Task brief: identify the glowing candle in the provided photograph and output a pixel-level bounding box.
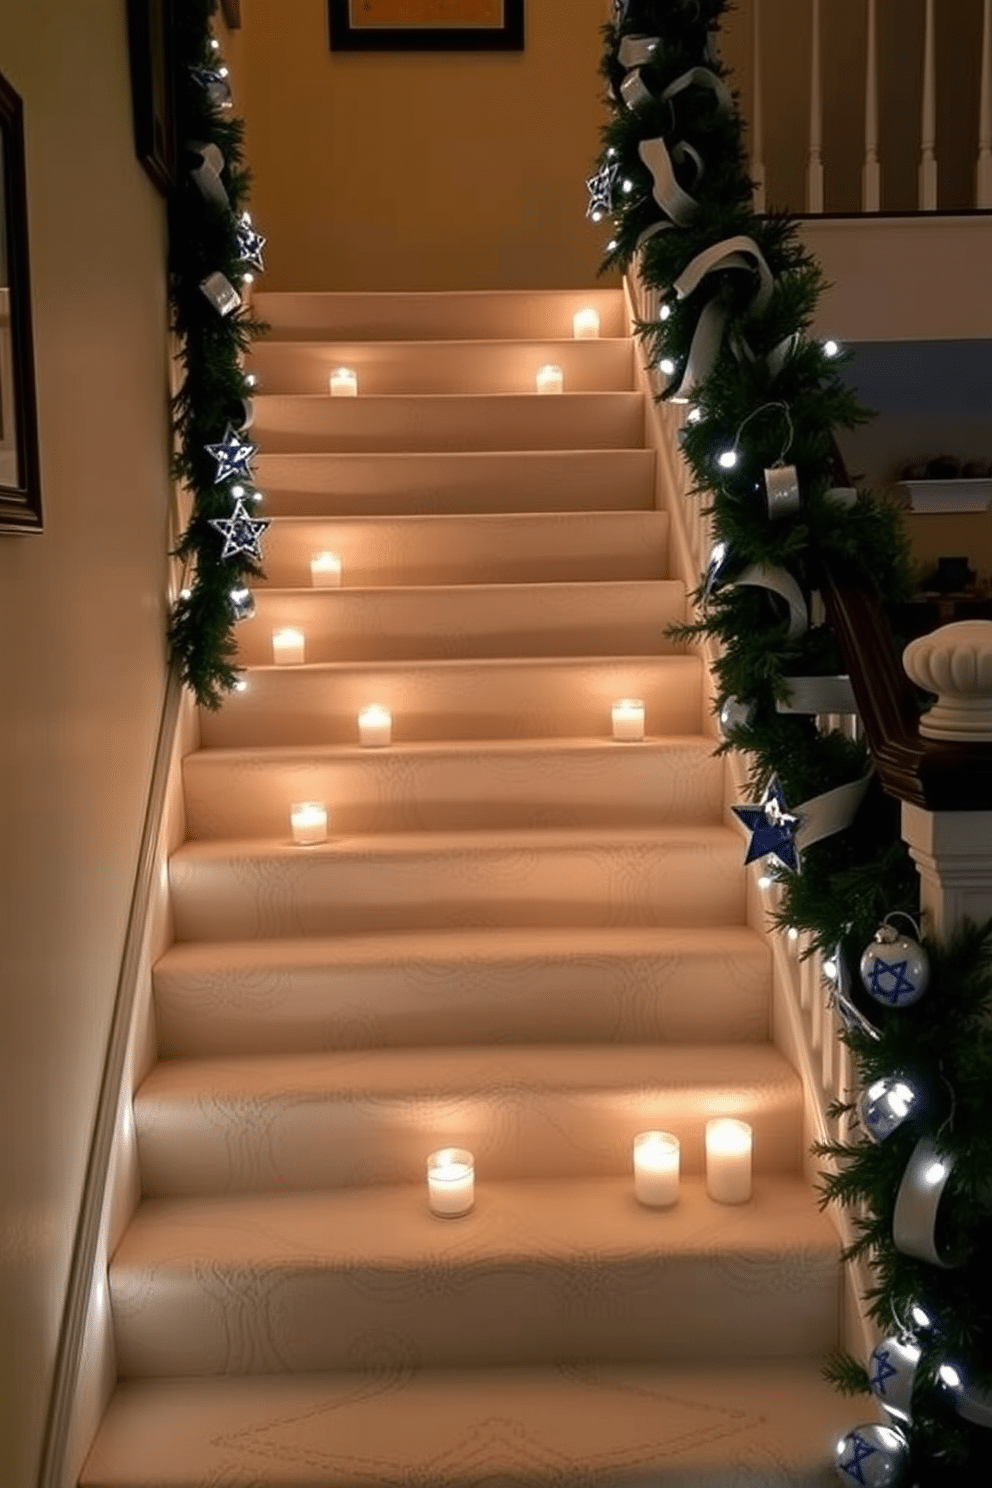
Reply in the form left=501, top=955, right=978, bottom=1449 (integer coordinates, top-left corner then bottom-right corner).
left=290, top=801, right=327, bottom=846
left=705, top=1119, right=753, bottom=1204
left=536, top=364, right=564, bottom=395
left=358, top=705, right=392, bottom=747
left=272, top=628, right=306, bottom=665
left=633, top=1131, right=680, bottom=1208
left=329, top=367, right=358, bottom=397
left=573, top=307, right=601, bottom=339
left=612, top=698, right=645, bottom=741
left=310, top=551, right=342, bottom=588
left=427, top=1148, right=474, bottom=1217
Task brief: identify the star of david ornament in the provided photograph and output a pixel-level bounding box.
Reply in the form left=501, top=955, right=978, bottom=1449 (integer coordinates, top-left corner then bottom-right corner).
left=235, top=214, right=266, bottom=272
left=190, top=64, right=233, bottom=109
left=205, top=425, right=257, bottom=485
left=732, top=776, right=802, bottom=873
left=868, top=1335, right=921, bottom=1422
left=860, top=922, right=930, bottom=1009
left=586, top=160, right=620, bottom=223
left=834, top=1423, right=911, bottom=1486
left=209, top=496, right=269, bottom=562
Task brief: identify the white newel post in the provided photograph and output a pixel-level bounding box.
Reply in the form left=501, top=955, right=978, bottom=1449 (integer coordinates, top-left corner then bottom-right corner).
left=901, top=622, right=992, bottom=937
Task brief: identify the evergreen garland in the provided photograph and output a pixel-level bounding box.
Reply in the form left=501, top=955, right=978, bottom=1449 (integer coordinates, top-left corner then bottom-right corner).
left=168, top=0, right=265, bottom=708
left=592, top=1, right=992, bottom=1479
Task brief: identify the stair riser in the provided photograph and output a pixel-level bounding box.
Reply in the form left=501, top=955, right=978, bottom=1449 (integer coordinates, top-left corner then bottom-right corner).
left=135, top=1078, right=802, bottom=1197
left=169, top=835, right=747, bottom=942
left=253, top=449, right=656, bottom=516
left=233, top=582, right=685, bottom=665
left=252, top=393, right=645, bottom=455
left=110, top=1242, right=839, bottom=1376
left=248, top=339, right=635, bottom=396
left=198, top=656, right=704, bottom=748
left=257, top=511, right=669, bottom=588
left=153, top=937, right=771, bottom=1058
left=182, top=741, right=724, bottom=838
left=253, top=288, right=628, bottom=342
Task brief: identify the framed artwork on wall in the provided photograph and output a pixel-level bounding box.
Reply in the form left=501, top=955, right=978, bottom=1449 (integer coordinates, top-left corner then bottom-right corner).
left=329, top=0, right=524, bottom=51
left=126, top=0, right=177, bottom=194
left=0, top=69, right=42, bottom=533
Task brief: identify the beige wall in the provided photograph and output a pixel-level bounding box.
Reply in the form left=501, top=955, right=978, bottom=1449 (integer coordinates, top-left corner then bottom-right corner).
left=0, top=3, right=173, bottom=1484
left=237, top=0, right=619, bottom=291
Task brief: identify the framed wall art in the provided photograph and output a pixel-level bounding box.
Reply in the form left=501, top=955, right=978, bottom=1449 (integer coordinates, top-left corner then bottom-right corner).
left=126, top=0, right=177, bottom=194
left=0, top=69, right=42, bottom=533
left=329, top=0, right=524, bottom=51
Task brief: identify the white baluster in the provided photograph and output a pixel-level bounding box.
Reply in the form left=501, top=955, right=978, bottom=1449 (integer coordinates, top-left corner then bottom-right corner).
left=807, top=0, right=825, bottom=212
left=978, top=0, right=992, bottom=206
left=863, top=0, right=881, bottom=210
left=919, top=0, right=938, bottom=210
left=751, top=0, right=767, bottom=212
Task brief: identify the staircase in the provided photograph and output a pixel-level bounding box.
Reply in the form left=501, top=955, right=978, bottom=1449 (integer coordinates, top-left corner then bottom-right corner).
left=82, top=289, right=854, bottom=1486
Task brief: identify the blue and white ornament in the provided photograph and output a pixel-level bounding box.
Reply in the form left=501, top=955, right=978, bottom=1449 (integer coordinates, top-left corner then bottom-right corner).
left=209, top=496, right=269, bottom=562
left=206, top=425, right=258, bottom=485
left=586, top=160, right=620, bottom=223
left=718, top=695, right=755, bottom=738
left=731, top=776, right=801, bottom=873
left=834, top=1423, right=911, bottom=1486
left=858, top=1077, right=918, bottom=1143
left=868, top=1335, right=922, bottom=1422
left=860, top=918, right=930, bottom=1010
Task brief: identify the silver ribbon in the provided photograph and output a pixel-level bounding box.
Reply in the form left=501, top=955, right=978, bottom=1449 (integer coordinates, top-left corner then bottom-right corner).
left=638, top=136, right=700, bottom=225
left=661, top=65, right=735, bottom=117
left=199, top=271, right=241, bottom=318
left=190, top=142, right=229, bottom=209
left=767, top=332, right=799, bottom=382
left=621, top=69, right=654, bottom=110
left=668, top=298, right=725, bottom=400
left=794, top=771, right=872, bottom=854
left=731, top=563, right=808, bottom=640
left=617, top=35, right=659, bottom=69
left=893, top=1136, right=957, bottom=1269
left=957, top=1385, right=992, bottom=1429
left=765, top=463, right=801, bottom=521
left=826, top=486, right=859, bottom=508
left=777, top=675, right=858, bottom=715
left=674, top=236, right=775, bottom=316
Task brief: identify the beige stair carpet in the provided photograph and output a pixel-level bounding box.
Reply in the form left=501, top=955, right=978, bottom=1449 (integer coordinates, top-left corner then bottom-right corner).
left=82, top=288, right=850, bottom=1487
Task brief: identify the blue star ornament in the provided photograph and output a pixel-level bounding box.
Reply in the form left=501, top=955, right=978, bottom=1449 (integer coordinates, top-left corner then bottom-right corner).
left=206, top=425, right=257, bottom=485
left=866, top=958, right=916, bottom=1006
left=732, top=777, right=802, bottom=873
left=838, top=1431, right=876, bottom=1485
left=586, top=160, right=620, bottom=222
left=869, top=1348, right=899, bottom=1399
left=209, top=496, right=269, bottom=562
left=235, top=214, right=266, bottom=272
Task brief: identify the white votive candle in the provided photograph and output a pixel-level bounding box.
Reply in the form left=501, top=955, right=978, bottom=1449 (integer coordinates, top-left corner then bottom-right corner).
left=612, top=698, right=645, bottom=741
left=536, top=364, right=564, bottom=395
left=705, top=1119, right=753, bottom=1204
left=272, top=628, right=306, bottom=665
left=633, top=1131, right=680, bottom=1208
left=573, top=307, right=601, bottom=339
left=358, top=705, right=392, bottom=747
left=310, top=551, right=342, bottom=588
left=290, top=801, right=327, bottom=846
left=427, top=1148, right=474, bottom=1217
left=329, top=367, right=358, bottom=397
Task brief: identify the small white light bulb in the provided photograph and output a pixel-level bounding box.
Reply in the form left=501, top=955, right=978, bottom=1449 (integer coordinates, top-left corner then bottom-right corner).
left=912, top=1304, right=933, bottom=1330
left=758, top=875, right=773, bottom=890
left=659, top=302, right=672, bottom=322
left=659, top=358, right=676, bottom=377
left=787, top=927, right=800, bottom=942
left=179, top=587, right=192, bottom=601
left=823, top=339, right=840, bottom=358
left=591, top=210, right=604, bottom=222
left=233, top=678, right=248, bottom=693
left=924, top=1160, right=948, bottom=1186
left=607, top=239, right=618, bottom=251
left=823, top=958, right=838, bottom=981
left=210, top=37, right=220, bottom=51
left=242, top=271, right=255, bottom=286
left=232, top=483, right=245, bottom=498
left=245, top=373, right=257, bottom=388
left=718, top=449, right=738, bottom=470
left=940, top=1364, right=963, bottom=1390
left=218, top=65, right=229, bottom=77
left=607, top=147, right=617, bottom=158
left=622, top=178, right=634, bottom=193
left=687, top=406, right=703, bottom=424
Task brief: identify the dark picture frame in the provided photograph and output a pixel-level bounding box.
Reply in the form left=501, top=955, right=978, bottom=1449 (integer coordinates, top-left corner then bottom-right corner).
left=329, top=0, right=524, bottom=51
left=0, top=69, right=43, bottom=534
left=126, top=0, right=177, bottom=194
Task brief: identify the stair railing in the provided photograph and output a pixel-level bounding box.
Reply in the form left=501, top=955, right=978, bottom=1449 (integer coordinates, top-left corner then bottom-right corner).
left=730, top=0, right=992, bottom=215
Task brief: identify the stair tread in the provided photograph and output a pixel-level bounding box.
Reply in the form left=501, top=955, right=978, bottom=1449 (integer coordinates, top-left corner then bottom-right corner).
left=113, top=1175, right=837, bottom=1271
left=184, top=734, right=716, bottom=766
left=155, top=922, right=769, bottom=973
left=82, top=1358, right=853, bottom=1488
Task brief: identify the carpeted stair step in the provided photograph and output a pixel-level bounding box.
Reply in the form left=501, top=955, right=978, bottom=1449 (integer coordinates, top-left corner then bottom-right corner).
left=253, top=287, right=628, bottom=342
left=197, top=655, right=703, bottom=748
left=108, top=1176, right=841, bottom=1377
left=253, top=449, right=656, bottom=517
left=182, top=737, right=724, bottom=839
left=257, top=509, right=669, bottom=587
left=251, top=392, right=645, bottom=455
left=152, top=925, right=772, bottom=1058
left=168, top=826, right=748, bottom=942
left=248, top=337, right=634, bottom=396
left=134, top=1042, right=802, bottom=1198
left=234, top=580, right=686, bottom=665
